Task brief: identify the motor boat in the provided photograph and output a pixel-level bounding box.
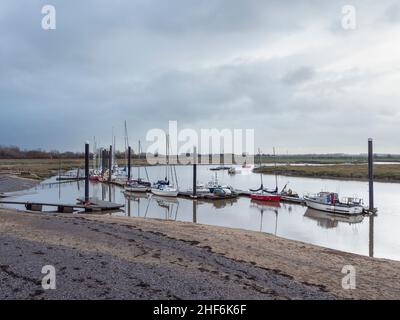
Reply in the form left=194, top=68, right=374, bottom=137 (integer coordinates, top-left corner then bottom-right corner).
left=304, top=192, right=364, bottom=215
left=212, top=186, right=233, bottom=197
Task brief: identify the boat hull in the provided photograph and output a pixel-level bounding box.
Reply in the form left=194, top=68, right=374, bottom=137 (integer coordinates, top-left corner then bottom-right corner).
left=304, top=198, right=363, bottom=215
left=125, top=186, right=149, bottom=193
left=250, top=194, right=281, bottom=202
left=281, top=195, right=304, bottom=204
left=151, top=189, right=179, bottom=197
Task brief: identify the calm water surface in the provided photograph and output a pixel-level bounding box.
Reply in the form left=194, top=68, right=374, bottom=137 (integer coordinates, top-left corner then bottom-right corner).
left=3, top=165, right=400, bottom=261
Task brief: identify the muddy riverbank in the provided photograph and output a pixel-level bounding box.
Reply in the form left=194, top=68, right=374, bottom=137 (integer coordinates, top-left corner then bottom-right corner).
left=1, top=208, right=399, bottom=300
left=0, top=175, right=39, bottom=194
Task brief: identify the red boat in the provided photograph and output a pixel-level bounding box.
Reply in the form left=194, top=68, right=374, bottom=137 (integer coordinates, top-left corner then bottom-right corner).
left=250, top=192, right=281, bottom=202
left=89, top=175, right=100, bottom=182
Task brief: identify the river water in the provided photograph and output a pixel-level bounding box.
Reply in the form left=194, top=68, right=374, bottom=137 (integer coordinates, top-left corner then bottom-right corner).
left=3, top=165, right=400, bottom=261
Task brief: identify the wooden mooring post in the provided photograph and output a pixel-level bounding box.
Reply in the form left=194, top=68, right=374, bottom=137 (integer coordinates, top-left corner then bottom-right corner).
left=109, top=145, right=112, bottom=182
left=128, top=146, right=131, bottom=181
left=192, top=146, right=197, bottom=198
left=85, top=142, right=90, bottom=203
left=368, top=138, right=374, bottom=212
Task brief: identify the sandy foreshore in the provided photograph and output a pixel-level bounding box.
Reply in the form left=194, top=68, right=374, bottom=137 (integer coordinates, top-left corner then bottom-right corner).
left=1, top=208, right=399, bottom=300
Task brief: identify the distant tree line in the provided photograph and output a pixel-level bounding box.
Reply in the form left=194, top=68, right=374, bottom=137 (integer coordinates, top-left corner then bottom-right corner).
left=0, top=146, right=140, bottom=159
left=1, top=145, right=399, bottom=161
left=0, top=146, right=85, bottom=159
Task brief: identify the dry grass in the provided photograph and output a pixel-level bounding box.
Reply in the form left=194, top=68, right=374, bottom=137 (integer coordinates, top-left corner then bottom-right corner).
left=3, top=158, right=400, bottom=182
left=0, top=158, right=150, bottom=180
left=0, top=159, right=84, bottom=179
left=254, top=164, right=400, bottom=182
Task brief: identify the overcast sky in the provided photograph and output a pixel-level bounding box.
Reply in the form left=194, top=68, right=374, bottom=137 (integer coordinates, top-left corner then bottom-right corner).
left=1, top=0, right=400, bottom=154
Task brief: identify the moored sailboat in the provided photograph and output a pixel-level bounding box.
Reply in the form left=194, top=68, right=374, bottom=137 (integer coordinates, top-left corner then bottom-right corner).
left=151, top=134, right=179, bottom=197
left=250, top=148, right=281, bottom=202
left=125, top=140, right=151, bottom=193
left=250, top=191, right=281, bottom=202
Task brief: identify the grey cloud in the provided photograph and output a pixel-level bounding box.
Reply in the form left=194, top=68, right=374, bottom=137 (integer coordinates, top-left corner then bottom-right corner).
left=384, top=3, right=400, bottom=23
left=0, top=0, right=399, bottom=153
left=282, top=66, right=315, bottom=85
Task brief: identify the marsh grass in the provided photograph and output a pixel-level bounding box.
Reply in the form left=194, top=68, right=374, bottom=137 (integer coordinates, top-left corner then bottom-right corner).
left=254, top=164, right=400, bottom=182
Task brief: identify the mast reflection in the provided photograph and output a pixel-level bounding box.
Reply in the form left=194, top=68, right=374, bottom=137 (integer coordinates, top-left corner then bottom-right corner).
left=250, top=200, right=281, bottom=234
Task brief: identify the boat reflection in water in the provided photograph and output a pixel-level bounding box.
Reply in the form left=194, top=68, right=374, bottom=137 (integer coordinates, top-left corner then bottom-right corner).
left=123, top=191, right=150, bottom=217
left=250, top=200, right=281, bottom=234
left=205, top=198, right=238, bottom=209
left=153, top=195, right=179, bottom=221
left=304, top=208, right=364, bottom=229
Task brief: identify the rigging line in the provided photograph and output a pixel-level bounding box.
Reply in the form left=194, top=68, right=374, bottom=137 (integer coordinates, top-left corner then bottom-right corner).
left=173, top=165, right=179, bottom=190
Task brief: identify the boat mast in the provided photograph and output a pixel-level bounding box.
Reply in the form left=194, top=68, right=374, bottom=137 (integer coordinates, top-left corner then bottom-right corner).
left=138, top=140, right=141, bottom=180
left=113, top=135, right=116, bottom=170
left=124, top=121, right=129, bottom=170
left=111, top=126, right=115, bottom=171
left=165, top=134, right=169, bottom=182
left=258, top=148, right=263, bottom=189
left=142, top=140, right=150, bottom=183
left=93, top=136, right=97, bottom=171
left=273, top=147, right=278, bottom=191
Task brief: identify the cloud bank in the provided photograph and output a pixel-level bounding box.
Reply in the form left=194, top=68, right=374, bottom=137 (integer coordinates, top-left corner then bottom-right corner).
left=0, top=0, right=399, bottom=154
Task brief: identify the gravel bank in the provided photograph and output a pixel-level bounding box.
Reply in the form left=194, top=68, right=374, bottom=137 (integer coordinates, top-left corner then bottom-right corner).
left=1, top=208, right=400, bottom=300
left=0, top=209, right=337, bottom=300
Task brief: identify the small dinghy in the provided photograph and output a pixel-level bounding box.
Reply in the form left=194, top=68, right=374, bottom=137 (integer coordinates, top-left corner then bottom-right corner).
left=279, top=183, right=304, bottom=204
left=304, top=192, right=364, bottom=215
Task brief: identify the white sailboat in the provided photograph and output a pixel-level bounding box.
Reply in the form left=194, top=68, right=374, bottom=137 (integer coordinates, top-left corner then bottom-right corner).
left=151, top=134, right=179, bottom=197
left=151, top=185, right=179, bottom=197
left=125, top=140, right=151, bottom=193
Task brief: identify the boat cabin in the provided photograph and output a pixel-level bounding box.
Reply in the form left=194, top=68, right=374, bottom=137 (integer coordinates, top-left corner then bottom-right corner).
left=315, top=192, right=339, bottom=205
